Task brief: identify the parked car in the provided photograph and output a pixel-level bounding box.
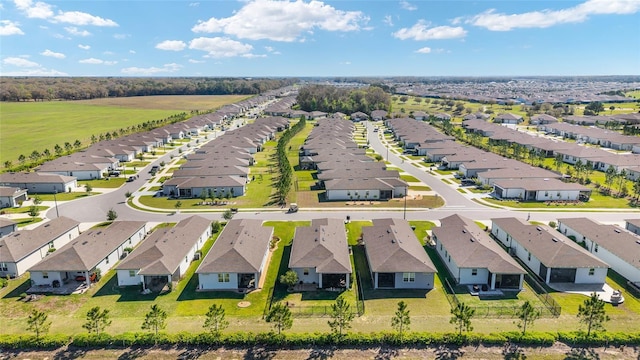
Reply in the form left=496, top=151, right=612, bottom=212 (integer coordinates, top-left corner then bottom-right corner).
left=126, top=176, right=136, bottom=182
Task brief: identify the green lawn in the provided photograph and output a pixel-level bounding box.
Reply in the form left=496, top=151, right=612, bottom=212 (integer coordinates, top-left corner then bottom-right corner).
left=78, top=178, right=126, bottom=188
left=409, top=185, right=432, bottom=191
left=483, top=191, right=632, bottom=209
left=15, top=217, right=43, bottom=227
left=400, top=174, right=420, bottom=182
left=32, top=192, right=98, bottom=201
left=0, top=205, right=48, bottom=214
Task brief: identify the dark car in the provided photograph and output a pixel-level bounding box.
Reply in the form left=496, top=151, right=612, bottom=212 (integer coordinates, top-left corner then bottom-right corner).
left=127, top=176, right=136, bottom=182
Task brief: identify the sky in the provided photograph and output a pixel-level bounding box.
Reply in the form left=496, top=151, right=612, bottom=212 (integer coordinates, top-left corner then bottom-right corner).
left=0, top=0, right=639, bottom=77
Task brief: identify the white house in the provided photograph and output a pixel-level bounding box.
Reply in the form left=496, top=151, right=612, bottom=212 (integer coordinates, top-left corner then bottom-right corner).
left=117, top=216, right=211, bottom=291
left=491, top=217, right=608, bottom=285
left=0, top=217, right=80, bottom=278
left=0, top=186, right=28, bottom=208
left=0, top=172, right=77, bottom=194
left=493, top=178, right=591, bottom=202
left=558, top=218, right=640, bottom=284
left=432, top=214, right=526, bottom=291
left=29, top=221, right=147, bottom=289
left=289, top=218, right=352, bottom=289
left=196, top=219, right=273, bottom=291
left=363, top=218, right=436, bottom=290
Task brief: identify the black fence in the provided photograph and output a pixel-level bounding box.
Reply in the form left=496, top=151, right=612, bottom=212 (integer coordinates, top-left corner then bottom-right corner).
left=524, top=274, right=562, bottom=317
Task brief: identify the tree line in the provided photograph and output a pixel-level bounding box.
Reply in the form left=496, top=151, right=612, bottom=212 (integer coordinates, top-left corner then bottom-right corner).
left=0, top=77, right=297, bottom=102
left=296, top=85, right=391, bottom=114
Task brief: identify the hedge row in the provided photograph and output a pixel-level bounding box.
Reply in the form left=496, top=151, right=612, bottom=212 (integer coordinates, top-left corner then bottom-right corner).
left=2, top=331, right=639, bottom=350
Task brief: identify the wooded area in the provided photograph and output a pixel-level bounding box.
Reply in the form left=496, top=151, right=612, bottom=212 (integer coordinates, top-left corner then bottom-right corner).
left=296, top=85, right=391, bottom=114
left=0, top=77, right=297, bottom=102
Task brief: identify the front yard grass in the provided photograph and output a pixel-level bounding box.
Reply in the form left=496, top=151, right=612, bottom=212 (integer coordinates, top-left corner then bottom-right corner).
left=32, top=192, right=98, bottom=201
left=78, top=178, right=126, bottom=188
left=483, top=192, right=632, bottom=209
left=400, top=174, right=420, bottom=182
left=1, top=205, right=48, bottom=214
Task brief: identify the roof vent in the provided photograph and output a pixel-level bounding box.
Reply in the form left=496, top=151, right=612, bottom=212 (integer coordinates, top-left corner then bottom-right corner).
left=470, top=238, right=474, bottom=242
left=391, top=239, right=395, bottom=243
left=536, top=226, right=542, bottom=231
left=44, top=224, right=50, bottom=227
left=614, top=229, right=621, bottom=233
left=552, top=238, right=559, bottom=242
left=462, top=229, right=467, bottom=234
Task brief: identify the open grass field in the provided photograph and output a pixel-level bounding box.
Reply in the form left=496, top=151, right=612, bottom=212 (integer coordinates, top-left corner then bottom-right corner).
left=0, top=95, right=249, bottom=166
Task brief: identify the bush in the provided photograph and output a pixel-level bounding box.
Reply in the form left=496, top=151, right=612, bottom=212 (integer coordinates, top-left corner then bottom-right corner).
left=0, top=278, right=7, bottom=288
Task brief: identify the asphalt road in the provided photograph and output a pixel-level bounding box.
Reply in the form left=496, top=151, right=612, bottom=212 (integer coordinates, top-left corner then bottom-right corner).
left=46, top=120, right=640, bottom=225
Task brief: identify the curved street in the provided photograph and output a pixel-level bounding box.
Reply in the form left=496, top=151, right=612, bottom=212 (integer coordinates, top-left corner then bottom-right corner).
left=45, top=120, right=639, bottom=226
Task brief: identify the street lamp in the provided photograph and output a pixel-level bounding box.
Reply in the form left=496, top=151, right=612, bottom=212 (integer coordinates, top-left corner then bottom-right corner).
left=403, top=185, right=408, bottom=220
left=53, top=190, right=60, bottom=218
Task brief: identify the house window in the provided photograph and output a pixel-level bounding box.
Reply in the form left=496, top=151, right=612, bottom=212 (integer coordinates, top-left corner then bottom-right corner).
left=185, top=256, right=188, bottom=263
left=42, top=272, right=49, bottom=279
left=129, top=270, right=136, bottom=277
left=218, top=273, right=230, bottom=283
left=528, top=252, right=531, bottom=261
left=0, top=262, right=7, bottom=271
left=105, top=256, right=109, bottom=264
left=589, top=268, right=595, bottom=276
left=303, top=268, right=309, bottom=276
left=403, top=273, right=415, bottom=282
left=594, top=244, right=598, bottom=253
left=439, top=243, right=443, bottom=250
left=49, top=242, right=54, bottom=249
left=471, top=269, right=478, bottom=276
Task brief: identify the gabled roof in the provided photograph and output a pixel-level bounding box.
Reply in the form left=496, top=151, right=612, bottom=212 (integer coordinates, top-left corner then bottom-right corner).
left=196, top=219, right=273, bottom=274
left=117, top=216, right=210, bottom=275
left=289, top=218, right=352, bottom=274
left=433, top=215, right=525, bottom=274
left=0, top=172, right=76, bottom=184
left=491, top=217, right=608, bottom=269
left=557, top=218, right=640, bottom=271
left=363, top=218, right=436, bottom=273
left=29, top=221, right=147, bottom=272
left=0, top=217, right=79, bottom=263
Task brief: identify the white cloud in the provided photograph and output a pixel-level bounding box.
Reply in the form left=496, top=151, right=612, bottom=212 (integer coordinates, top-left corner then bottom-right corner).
left=399, top=0, right=417, bottom=11
left=121, top=63, right=182, bottom=75
left=189, top=37, right=255, bottom=58
left=469, top=0, right=640, bottom=31
left=129, top=50, right=136, bottom=54
left=156, top=40, right=187, bottom=51
left=264, top=46, right=281, bottom=55
left=192, top=0, right=369, bottom=42
left=53, top=11, right=118, bottom=26
left=188, top=59, right=205, bottom=63
left=79, top=57, right=117, bottom=65
left=103, top=51, right=114, bottom=55
left=41, top=49, right=65, bottom=58
left=189, top=2, right=199, bottom=6
left=14, top=0, right=118, bottom=26
left=3, top=56, right=40, bottom=67
left=0, top=20, right=24, bottom=35
left=415, top=47, right=431, bottom=54
left=65, top=26, right=91, bottom=36
left=14, top=0, right=54, bottom=19
left=383, top=15, right=394, bottom=27
left=393, top=20, right=467, bottom=40
left=113, top=34, right=129, bottom=39
left=78, top=44, right=90, bottom=50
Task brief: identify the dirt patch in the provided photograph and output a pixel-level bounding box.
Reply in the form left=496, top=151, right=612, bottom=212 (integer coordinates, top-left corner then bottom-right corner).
left=2, top=343, right=638, bottom=360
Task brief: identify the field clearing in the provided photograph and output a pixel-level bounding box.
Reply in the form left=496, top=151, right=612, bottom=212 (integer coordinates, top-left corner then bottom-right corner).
left=0, top=95, right=248, bottom=165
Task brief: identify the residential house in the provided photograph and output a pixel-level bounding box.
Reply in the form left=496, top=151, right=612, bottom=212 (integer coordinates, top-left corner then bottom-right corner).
left=530, top=114, right=558, bottom=125
left=558, top=218, right=640, bottom=284
left=0, top=217, right=80, bottom=278
left=350, top=112, right=369, bottom=122
left=289, top=219, right=352, bottom=289
left=0, top=218, right=17, bottom=237
left=0, top=186, right=28, bottom=208
left=117, top=216, right=211, bottom=291
left=197, top=219, right=273, bottom=291
left=363, top=218, right=436, bottom=289
left=493, top=113, right=523, bottom=124
left=432, top=215, right=526, bottom=291
left=29, top=221, right=147, bottom=289
left=370, top=110, right=388, bottom=121
left=493, top=178, right=591, bottom=201
left=491, top=218, right=608, bottom=285
left=625, top=219, right=640, bottom=235
left=0, top=172, right=77, bottom=194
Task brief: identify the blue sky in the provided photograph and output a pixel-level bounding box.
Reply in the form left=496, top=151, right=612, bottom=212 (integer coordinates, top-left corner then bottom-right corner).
left=1, top=0, right=638, bottom=77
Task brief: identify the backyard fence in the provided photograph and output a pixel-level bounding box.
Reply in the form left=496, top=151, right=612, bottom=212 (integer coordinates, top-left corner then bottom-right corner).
left=523, top=275, right=562, bottom=317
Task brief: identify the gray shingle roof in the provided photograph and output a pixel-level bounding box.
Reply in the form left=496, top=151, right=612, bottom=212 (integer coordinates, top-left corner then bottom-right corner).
left=363, top=218, right=436, bottom=273
left=289, top=218, right=352, bottom=274
left=433, top=215, right=525, bottom=274
left=117, top=216, right=210, bottom=275
left=0, top=217, right=79, bottom=263
left=196, top=219, right=273, bottom=274
left=491, top=217, right=608, bottom=268
left=29, top=221, right=147, bottom=272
